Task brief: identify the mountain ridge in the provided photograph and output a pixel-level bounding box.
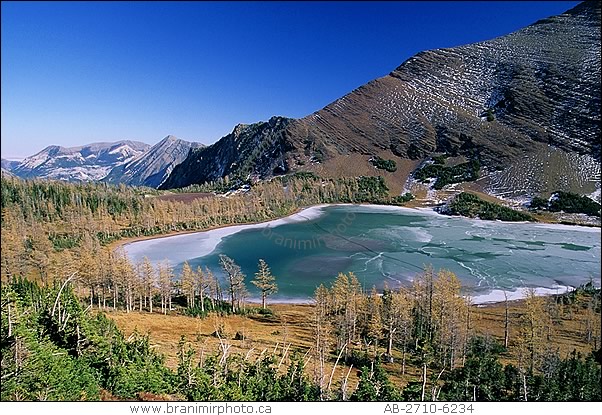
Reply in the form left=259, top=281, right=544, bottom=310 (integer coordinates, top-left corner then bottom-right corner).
left=161, top=1, right=600, bottom=201
left=11, top=140, right=150, bottom=182
left=102, top=135, right=204, bottom=188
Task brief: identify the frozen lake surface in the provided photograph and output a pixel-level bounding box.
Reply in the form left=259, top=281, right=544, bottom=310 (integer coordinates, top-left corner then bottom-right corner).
left=124, top=204, right=601, bottom=304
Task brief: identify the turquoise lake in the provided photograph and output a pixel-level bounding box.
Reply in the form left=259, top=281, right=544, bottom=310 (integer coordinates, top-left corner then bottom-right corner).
left=123, top=205, right=601, bottom=303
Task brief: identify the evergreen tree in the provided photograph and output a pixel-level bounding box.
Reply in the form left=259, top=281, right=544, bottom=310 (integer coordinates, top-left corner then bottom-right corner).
left=351, top=361, right=401, bottom=401
left=439, top=336, right=506, bottom=401
left=251, top=259, right=278, bottom=309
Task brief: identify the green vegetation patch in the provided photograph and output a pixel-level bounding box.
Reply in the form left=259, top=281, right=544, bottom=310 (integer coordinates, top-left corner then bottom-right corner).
left=390, top=192, right=414, bottom=205
left=1, top=278, right=175, bottom=401
left=414, top=158, right=480, bottom=190
left=370, top=156, right=397, bottom=172
left=530, top=191, right=601, bottom=217
left=446, top=192, right=535, bottom=222
left=355, top=175, right=389, bottom=201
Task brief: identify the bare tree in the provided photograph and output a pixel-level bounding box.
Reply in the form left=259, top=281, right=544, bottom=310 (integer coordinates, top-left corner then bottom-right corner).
left=219, top=254, right=246, bottom=313
left=140, top=256, right=156, bottom=313
left=313, top=284, right=330, bottom=399
left=157, top=260, right=174, bottom=314
left=504, top=290, right=510, bottom=349
left=180, top=261, right=195, bottom=309
left=195, top=266, right=208, bottom=312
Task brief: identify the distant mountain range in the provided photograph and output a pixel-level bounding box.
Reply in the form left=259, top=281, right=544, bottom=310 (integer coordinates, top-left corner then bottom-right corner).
left=7, top=141, right=150, bottom=182
left=3, top=136, right=202, bottom=187
left=102, top=135, right=204, bottom=188
left=1, top=159, right=20, bottom=177
left=1, top=159, right=21, bottom=171
left=160, top=1, right=600, bottom=201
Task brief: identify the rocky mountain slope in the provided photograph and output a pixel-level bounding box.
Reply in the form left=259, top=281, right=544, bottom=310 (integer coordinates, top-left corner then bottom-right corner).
left=102, top=135, right=204, bottom=188
left=1, top=159, right=21, bottom=172
left=287, top=1, right=600, bottom=164
left=161, top=1, right=600, bottom=200
left=10, top=141, right=150, bottom=182
left=161, top=117, right=293, bottom=189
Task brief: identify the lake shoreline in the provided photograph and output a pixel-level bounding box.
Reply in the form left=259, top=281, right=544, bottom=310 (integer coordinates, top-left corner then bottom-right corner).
left=112, top=201, right=600, bottom=252
left=110, top=202, right=430, bottom=251
left=109, top=204, right=320, bottom=251
left=114, top=202, right=600, bottom=307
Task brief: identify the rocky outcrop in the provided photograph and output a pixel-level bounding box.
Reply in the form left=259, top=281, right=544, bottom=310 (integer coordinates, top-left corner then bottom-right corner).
left=160, top=117, right=292, bottom=189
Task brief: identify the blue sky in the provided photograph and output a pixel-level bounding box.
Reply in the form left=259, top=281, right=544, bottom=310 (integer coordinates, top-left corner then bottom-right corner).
left=1, top=1, right=579, bottom=158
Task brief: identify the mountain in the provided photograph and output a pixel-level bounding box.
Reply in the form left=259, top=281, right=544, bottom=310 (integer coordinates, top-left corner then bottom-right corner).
left=11, top=141, right=150, bottom=182
left=2, top=159, right=21, bottom=176
left=161, top=1, right=600, bottom=200
left=102, top=135, right=204, bottom=188
left=8, top=136, right=203, bottom=187
left=1, top=159, right=21, bottom=172
left=160, top=117, right=293, bottom=189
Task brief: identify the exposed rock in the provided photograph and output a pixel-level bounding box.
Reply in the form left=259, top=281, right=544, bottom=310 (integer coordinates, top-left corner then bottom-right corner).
left=160, top=116, right=293, bottom=189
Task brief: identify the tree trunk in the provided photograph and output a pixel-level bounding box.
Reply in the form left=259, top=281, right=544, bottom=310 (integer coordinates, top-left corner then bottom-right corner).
left=229, top=276, right=236, bottom=313
left=386, top=324, right=394, bottom=362
left=402, top=344, right=407, bottom=375
left=504, top=293, right=509, bottom=348
left=7, top=303, right=12, bottom=337
left=421, top=362, right=427, bottom=402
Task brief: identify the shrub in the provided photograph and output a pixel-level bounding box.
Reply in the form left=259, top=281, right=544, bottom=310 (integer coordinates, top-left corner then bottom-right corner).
left=370, top=156, right=397, bottom=172
left=414, top=158, right=480, bottom=189
left=446, top=192, right=535, bottom=222
left=549, top=191, right=601, bottom=217
left=529, top=196, right=549, bottom=210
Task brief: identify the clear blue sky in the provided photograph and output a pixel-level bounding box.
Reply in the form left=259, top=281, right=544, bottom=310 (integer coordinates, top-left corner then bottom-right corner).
left=1, top=1, right=579, bottom=158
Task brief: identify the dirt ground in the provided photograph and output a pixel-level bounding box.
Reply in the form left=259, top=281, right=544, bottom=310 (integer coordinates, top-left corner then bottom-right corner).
left=108, top=295, right=598, bottom=391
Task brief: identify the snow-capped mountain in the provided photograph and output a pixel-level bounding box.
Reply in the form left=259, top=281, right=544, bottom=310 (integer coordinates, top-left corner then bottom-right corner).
left=1, top=159, right=21, bottom=177
left=1, top=159, right=21, bottom=172
left=102, top=135, right=204, bottom=188
left=11, top=141, right=150, bottom=182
